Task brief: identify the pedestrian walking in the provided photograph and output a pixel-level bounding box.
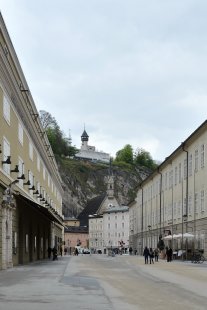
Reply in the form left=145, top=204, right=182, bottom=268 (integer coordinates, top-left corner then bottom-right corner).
left=168, top=247, right=173, bottom=262
left=52, top=247, right=58, bottom=261
left=47, top=246, right=52, bottom=259
left=154, top=248, right=159, bottom=262
left=149, top=248, right=154, bottom=264
left=143, top=246, right=150, bottom=264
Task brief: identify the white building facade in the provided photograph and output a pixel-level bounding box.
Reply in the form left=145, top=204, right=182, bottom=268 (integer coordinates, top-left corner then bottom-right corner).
left=130, top=120, right=207, bottom=258
left=89, top=206, right=129, bottom=254
left=75, top=129, right=110, bottom=163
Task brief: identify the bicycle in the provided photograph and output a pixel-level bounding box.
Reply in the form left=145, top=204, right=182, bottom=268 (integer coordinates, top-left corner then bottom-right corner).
left=191, top=252, right=206, bottom=263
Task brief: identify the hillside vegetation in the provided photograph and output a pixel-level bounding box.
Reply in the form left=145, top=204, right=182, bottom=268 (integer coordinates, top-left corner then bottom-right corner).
left=40, top=111, right=158, bottom=217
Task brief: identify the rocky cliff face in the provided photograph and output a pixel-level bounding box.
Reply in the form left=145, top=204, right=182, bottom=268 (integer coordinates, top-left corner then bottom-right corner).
left=57, top=158, right=151, bottom=217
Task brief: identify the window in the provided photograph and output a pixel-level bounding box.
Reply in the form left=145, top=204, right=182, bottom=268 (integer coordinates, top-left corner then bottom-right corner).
left=174, top=202, right=177, bottom=217
left=18, top=122, right=23, bottom=145
left=37, top=155, right=40, bottom=171
left=48, top=174, right=50, bottom=187
left=183, top=198, right=187, bottom=216
left=174, top=167, right=177, bottom=186
left=18, top=157, right=24, bottom=187
left=108, top=223, right=110, bottom=229
left=43, top=166, right=45, bottom=180
left=2, top=137, right=10, bottom=175
left=3, top=95, right=10, bottom=124
left=169, top=170, right=173, bottom=189
left=178, top=163, right=182, bottom=183
left=188, top=195, right=192, bottom=215
left=201, top=144, right=205, bottom=168
left=177, top=200, right=181, bottom=217
left=122, top=223, right=124, bottom=228
left=184, top=159, right=187, bottom=179
left=28, top=171, right=33, bottom=195
left=201, top=190, right=205, bottom=212
left=189, top=154, right=192, bottom=176
left=195, top=149, right=198, bottom=172
left=195, top=193, right=199, bottom=213
left=115, top=223, right=117, bottom=229
left=165, top=172, right=168, bottom=190
left=29, top=142, right=33, bottom=160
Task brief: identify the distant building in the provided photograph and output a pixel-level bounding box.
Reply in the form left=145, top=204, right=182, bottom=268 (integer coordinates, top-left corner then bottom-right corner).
left=64, top=217, right=80, bottom=227
left=75, top=129, right=110, bottom=163
left=78, top=171, right=129, bottom=254
left=64, top=226, right=89, bottom=254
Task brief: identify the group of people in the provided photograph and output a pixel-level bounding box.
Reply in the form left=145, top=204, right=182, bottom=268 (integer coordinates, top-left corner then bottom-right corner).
left=47, top=246, right=58, bottom=261
left=143, top=246, right=173, bottom=264
left=143, top=247, right=159, bottom=264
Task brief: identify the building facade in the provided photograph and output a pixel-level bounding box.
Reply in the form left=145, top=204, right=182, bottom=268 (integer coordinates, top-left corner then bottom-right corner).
left=64, top=226, right=89, bottom=254
left=130, top=120, right=207, bottom=258
left=75, top=129, right=110, bottom=163
left=88, top=174, right=129, bottom=254
left=0, top=13, right=63, bottom=269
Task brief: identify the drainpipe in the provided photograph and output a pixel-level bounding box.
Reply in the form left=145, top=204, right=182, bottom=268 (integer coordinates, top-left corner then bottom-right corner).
left=182, top=142, right=189, bottom=219
left=157, top=169, right=162, bottom=237
left=141, top=185, right=144, bottom=255
left=182, top=142, right=188, bottom=260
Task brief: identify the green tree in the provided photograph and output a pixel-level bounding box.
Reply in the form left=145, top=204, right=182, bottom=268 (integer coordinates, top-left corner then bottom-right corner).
left=134, top=148, right=157, bottom=170
left=39, top=110, right=78, bottom=157
left=115, top=144, right=134, bottom=165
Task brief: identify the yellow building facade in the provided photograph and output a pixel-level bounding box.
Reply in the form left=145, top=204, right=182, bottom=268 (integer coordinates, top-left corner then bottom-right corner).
left=0, top=13, right=63, bottom=269
left=130, top=120, right=207, bottom=258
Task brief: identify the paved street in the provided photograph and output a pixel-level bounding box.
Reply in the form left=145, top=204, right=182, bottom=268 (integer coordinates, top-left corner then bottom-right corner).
left=0, top=254, right=207, bottom=310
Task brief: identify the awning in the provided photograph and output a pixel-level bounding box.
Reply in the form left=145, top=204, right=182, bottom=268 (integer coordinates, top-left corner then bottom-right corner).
left=15, top=193, right=63, bottom=226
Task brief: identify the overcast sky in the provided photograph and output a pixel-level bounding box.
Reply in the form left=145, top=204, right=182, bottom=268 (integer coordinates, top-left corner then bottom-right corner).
left=1, top=1, right=207, bottom=161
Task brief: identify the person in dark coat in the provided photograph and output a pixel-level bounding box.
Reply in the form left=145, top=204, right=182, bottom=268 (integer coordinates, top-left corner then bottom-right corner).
left=52, top=247, right=58, bottom=261
left=154, top=248, right=159, bottom=262
left=143, top=246, right=150, bottom=264
left=168, top=247, right=173, bottom=262
left=47, top=247, right=52, bottom=259
left=149, top=248, right=154, bottom=264
left=129, top=247, right=133, bottom=255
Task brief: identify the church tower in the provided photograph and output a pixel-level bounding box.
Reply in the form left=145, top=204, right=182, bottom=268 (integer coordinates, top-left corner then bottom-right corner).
left=106, top=159, right=114, bottom=199
left=81, top=128, right=89, bottom=151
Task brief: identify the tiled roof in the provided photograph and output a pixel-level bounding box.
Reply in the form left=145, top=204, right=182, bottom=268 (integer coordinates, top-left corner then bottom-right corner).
left=78, top=193, right=106, bottom=226
left=64, top=226, right=88, bottom=233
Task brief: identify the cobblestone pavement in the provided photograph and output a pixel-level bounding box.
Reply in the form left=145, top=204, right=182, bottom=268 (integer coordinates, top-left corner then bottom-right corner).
left=0, top=255, right=207, bottom=310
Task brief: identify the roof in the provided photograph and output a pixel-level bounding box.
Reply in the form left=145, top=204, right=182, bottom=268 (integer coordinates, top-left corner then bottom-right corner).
left=78, top=193, right=106, bottom=226
left=103, top=206, right=129, bottom=213
left=65, top=226, right=88, bottom=233
left=16, top=193, right=63, bottom=226
left=81, top=130, right=89, bottom=141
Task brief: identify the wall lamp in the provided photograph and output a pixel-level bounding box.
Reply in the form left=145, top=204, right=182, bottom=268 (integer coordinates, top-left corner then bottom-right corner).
left=11, top=165, right=19, bottom=173
left=18, top=174, right=25, bottom=180
left=29, top=176, right=36, bottom=191
left=29, top=185, right=35, bottom=190
left=9, top=179, right=19, bottom=186
left=2, top=156, right=11, bottom=164
left=23, top=180, right=31, bottom=186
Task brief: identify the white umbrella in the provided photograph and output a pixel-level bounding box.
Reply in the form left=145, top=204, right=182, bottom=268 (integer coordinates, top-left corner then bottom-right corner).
left=163, top=235, right=173, bottom=240
left=173, top=233, right=183, bottom=239
left=183, top=233, right=194, bottom=238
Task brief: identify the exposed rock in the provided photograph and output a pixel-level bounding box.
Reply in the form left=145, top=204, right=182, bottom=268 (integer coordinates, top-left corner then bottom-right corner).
left=57, top=158, right=151, bottom=217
